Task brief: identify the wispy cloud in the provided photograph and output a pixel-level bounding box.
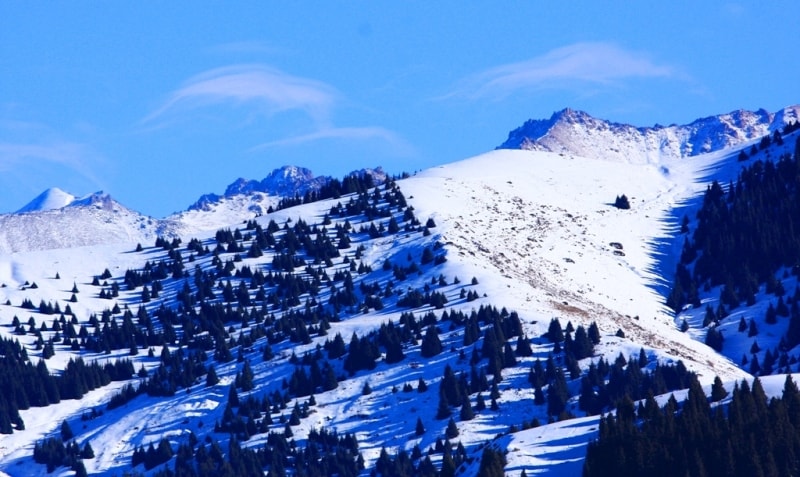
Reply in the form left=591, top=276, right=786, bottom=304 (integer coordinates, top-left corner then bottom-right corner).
left=144, top=64, right=415, bottom=155
left=252, top=126, right=415, bottom=156
left=143, top=64, right=338, bottom=124
left=446, top=42, right=684, bottom=100
left=0, top=141, right=104, bottom=186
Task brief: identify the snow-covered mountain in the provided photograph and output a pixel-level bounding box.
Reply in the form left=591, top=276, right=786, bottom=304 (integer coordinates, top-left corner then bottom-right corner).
left=0, top=106, right=797, bottom=476
left=498, top=105, right=800, bottom=164
left=187, top=165, right=388, bottom=212
left=0, top=166, right=389, bottom=254
left=0, top=191, right=179, bottom=254
left=222, top=165, right=322, bottom=198
left=16, top=187, right=77, bottom=213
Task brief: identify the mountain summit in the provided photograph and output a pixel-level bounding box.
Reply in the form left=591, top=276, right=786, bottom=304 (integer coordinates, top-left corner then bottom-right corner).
left=498, top=105, right=800, bottom=163
left=223, top=165, right=323, bottom=197
left=187, top=165, right=387, bottom=212
left=16, top=187, right=77, bottom=213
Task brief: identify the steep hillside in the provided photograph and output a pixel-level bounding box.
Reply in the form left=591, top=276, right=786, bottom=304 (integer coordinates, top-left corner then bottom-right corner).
left=0, top=144, right=750, bottom=477
left=0, top=107, right=797, bottom=476
left=401, top=149, right=743, bottom=380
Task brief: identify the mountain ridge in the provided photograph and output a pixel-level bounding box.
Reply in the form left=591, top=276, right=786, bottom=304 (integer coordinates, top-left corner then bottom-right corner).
left=0, top=166, right=389, bottom=254
left=187, top=165, right=388, bottom=213
left=498, top=105, right=800, bottom=164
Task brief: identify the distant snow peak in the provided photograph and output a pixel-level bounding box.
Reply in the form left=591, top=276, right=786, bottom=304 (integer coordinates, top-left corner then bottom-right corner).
left=260, top=165, right=320, bottom=197
left=16, top=187, right=76, bottom=213
left=191, top=165, right=387, bottom=212
left=499, top=105, right=800, bottom=164
left=0, top=189, right=172, bottom=253
left=188, top=193, right=224, bottom=212
left=70, top=191, right=118, bottom=211
left=16, top=188, right=124, bottom=215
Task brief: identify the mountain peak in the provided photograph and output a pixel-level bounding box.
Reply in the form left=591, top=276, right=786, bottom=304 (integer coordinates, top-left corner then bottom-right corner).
left=498, top=105, right=800, bottom=163
left=191, top=165, right=386, bottom=213
left=69, top=191, right=120, bottom=211
left=552, top=107, right=593, bottom=122
left=16, top=187, right=76, bottom=213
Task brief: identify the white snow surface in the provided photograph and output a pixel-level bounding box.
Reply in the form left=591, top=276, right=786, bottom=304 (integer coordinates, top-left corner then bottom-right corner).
left=402, top=148, right=746, bottom=380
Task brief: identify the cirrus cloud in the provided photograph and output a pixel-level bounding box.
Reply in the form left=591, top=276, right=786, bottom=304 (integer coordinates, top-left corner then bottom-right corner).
left=0, top=116, right=106, bottom=187
left=251, top=126, right=416, bottom=157
left=446, top=42, right=686, bottom=100
left=143, top=64, right=339, bottom=124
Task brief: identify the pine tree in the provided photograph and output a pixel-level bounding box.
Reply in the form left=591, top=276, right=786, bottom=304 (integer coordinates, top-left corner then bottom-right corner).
left=477, top=446, right=506, bottom=477
left=515, top=334, right=533, bottom=357
left=710, top=376, right=728, bottom=402
left=415, top=417, right=425, bottom=436
left=239, top=360, right=254, bottom=391
left=588, top=322, right=601, bottom=345
left=445, top=418, right=459, bottom=438
left=614, top=194, right=631, bottom=210
left=441, top=446, right=456, bottom=477
left=435, top=392, right=451, bottom=420
left=420, top=325, right=442, bottom=358
left=206, top=366, right=219, bottom=387
left=81, top=441, right=95, bottom=459
left=61, top=420, right=73, bottom=441
left=547, top=369, right=569, bottom=416
left=545, top=318, right=564, bottom=343
left=73, top=461, right=88, bottom=477
left=227, top=385, right=240, bottom=408
left=460, top=397, right=475, bottom=421
left=748, top=319, right=759, bottom=337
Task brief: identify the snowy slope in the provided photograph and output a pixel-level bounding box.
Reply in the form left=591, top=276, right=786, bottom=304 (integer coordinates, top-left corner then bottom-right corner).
left=401, top=148, right=745, bottom=381
left=0, top=143, right=749, bottom=477
left=498, top=105, right=800, bottom=164
left=0, top=106, right=796, bottom=476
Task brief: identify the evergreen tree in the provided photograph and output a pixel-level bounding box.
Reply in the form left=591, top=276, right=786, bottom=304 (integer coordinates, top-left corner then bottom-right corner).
left=445, top=418, right=459, bottom=438
left=420, top=325, right=443, bottom=358
left=546, top=369, right=569, bottom=416
left=710, top=376, right=728, bottom=402
left=545, top=318, right=564, bottom=343
left=238, top=360, right=254, bottom=391
left=415, top=417, right=425, bottom=436
left=440, top=446, right=456, bottom=477
left=60, top=420, right=73, bottom=441
left=614, top=194, right=631, bottom=209
left=515, top=334, right=533, bottom=357
left=460, top=396, right=475, bottom=421
left=206, top=365, right=219, bottom=387
left=435, top=392, right=451, bottom=420
left=477, top=446, right=507, bottom=477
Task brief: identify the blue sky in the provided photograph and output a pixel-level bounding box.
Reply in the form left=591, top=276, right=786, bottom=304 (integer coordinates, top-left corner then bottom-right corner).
left=2, top=2, right=798, bottom=217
